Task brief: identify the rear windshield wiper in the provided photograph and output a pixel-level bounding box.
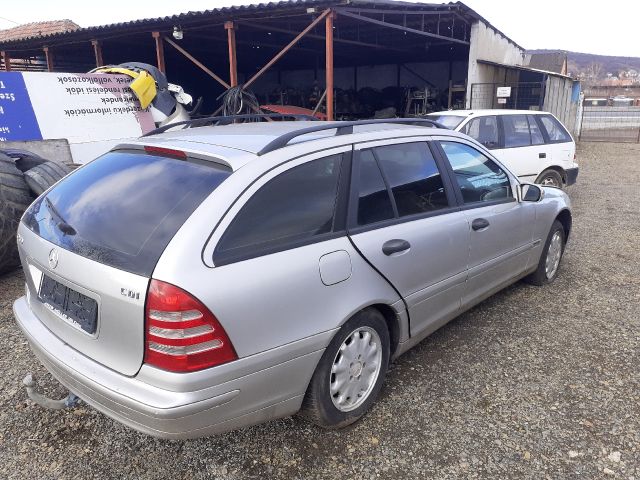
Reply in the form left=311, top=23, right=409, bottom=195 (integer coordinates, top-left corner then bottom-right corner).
left=44, top=197, right=76, bottom=236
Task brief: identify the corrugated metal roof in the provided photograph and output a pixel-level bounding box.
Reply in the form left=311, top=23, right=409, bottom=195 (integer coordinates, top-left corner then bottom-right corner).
left=0, top=0, right=522, bottom=52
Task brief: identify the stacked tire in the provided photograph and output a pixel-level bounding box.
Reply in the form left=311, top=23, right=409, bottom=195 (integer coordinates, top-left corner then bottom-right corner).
left=0, top=150, right=72, bottom=275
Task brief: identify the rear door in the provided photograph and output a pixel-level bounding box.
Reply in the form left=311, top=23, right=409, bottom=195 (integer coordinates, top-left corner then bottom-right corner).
left=494, top=114, right=547, bottom=179
left=433, top=139, right=536, bottom=306
left=347, top=139, right=469, bottom=337
left=537, top=114, right=575, bottom=166
left=19, top=149, right=231, bottom=375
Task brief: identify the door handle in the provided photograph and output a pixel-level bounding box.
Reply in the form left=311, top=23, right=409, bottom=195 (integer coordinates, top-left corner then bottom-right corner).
left=539, top=152, right=546, bottom=159
left=382, top=239, right=411, bottom=256
left=472, top=218, right=490, bottom=231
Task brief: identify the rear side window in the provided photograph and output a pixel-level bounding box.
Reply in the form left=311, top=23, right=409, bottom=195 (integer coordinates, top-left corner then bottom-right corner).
left=539, top=115, right=571, bottom=142
left=502, top=114, right=532, bottom=148
left=460, top=116, right=499, bottom=149
left=356, top=150, right=394, bottom=225
left=527, top=115, right=545, bottom=145
left=440, top=141, right=512, bottom=204
left=22, top=150, right=231, bottom=276
left=215, top=155, right=342, bottom=262
left=374, top=142, right=449, bottom=216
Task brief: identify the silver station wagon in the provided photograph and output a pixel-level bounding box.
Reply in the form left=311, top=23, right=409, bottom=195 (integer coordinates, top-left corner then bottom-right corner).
left=13, top=118, right=572, bottom=438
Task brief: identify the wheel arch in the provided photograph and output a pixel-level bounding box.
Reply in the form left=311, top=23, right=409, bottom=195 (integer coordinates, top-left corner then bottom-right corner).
left=537, top=165, right=567, bottom=185
left=555, top=208, right=572, bottom=241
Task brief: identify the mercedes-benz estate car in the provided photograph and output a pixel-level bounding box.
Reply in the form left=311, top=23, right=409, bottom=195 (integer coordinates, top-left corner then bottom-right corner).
left=427, top=110, right=578, bottom=189
left=13, top=119, right=572, bottom=439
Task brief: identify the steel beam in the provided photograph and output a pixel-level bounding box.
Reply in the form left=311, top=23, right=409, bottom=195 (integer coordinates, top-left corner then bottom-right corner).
left=335, top=9, right=469, bottom=45
left=1, top=51, right=10, bottom=71
left=43, top=47, right=54, bottom=72
left=325, top=11, right=335, bottom=121
left=152, top=32, right=166, bottom=74
left=91, top=40, right=104, bottom=67
left=163, top=36, right=230, bottom=89
left=225, top=21, right=238, bottom=87
left=237, top=20, right=406, bottom=53
left=244, top=8, right=331, bottom=89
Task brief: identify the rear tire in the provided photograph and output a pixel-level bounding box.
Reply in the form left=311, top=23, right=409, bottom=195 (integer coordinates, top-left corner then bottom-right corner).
left=23, top=161, right=71, bottom=197
left=0, top=154, right=33, bottom=274
left=300, top=308, right=390, bottom=429
left=525, top=220, right=565, bottom=286
left=536, top=169, right=564, bottom=189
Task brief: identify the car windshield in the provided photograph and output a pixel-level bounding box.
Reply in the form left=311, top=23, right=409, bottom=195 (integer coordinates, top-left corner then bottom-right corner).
left=426, top=115, right=465, bottom=129
left=22, top=150, right=231, bottom=276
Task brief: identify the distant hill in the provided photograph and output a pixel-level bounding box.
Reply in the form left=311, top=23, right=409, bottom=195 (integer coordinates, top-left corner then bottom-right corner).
left=528, top=49, right=640, bottom=77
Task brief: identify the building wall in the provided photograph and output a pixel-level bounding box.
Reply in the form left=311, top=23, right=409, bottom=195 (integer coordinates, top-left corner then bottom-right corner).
left=466, top=21, right=528, bottom=107
left=543, top=76, right=580, bottom=134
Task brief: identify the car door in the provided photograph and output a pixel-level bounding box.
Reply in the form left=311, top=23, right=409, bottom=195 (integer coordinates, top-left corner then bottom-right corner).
left=493, top=114, right=547, bottom=181
left=433, top=138, right=536, bottom=307
left=347, top=139, right=470, bottom=337
left=537, top=114, right=575, bottom=165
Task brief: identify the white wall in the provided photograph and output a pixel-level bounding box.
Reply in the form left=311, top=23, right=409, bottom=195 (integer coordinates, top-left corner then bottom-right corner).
left=466, top=21, right=527, bottom=106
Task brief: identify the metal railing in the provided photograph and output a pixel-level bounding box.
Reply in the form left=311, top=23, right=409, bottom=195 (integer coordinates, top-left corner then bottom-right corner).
left=579, top=106, right=640, bottom=143
left=469, top=82, right=545, bottom=110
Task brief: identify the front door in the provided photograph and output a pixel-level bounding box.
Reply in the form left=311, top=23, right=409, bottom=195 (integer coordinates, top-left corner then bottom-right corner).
left=347, top=139, right=469, bottom=337
left=435, top=139, right=536, bottom=307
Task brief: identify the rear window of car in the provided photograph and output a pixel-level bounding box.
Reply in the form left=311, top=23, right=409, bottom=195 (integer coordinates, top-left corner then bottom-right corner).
left=426, top=114, right=465, bottom=129
left=22, top=150, right=231, bottom=276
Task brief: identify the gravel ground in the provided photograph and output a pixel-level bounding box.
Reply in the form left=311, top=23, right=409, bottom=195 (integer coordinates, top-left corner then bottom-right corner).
left=0, top=142, right=639, bottom=479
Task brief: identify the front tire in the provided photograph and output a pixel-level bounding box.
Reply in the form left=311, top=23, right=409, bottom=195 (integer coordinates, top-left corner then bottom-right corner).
left=525, top=220, right=565, bottom=286
left=300, top=308, right=390, bottom=428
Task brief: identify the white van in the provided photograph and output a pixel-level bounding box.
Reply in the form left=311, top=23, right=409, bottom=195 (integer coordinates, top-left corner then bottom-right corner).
left=428, top=110, right=578, bottom=188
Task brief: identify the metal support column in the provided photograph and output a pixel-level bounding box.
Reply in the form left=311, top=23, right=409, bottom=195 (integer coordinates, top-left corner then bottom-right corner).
left=152, top=31, right=166, bottom=74
left=1, top=51, right=10, bottom=71
left=43, top=47, right=54, bottom=72
left=325, top=11, right=335, bottom=121
left=225, top=21, right=238, bottom=87
left=91, top=40, right=104, bottom=67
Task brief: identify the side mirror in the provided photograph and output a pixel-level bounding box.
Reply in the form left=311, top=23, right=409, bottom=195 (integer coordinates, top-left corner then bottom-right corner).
left=520, top=183, right=544, bottom=202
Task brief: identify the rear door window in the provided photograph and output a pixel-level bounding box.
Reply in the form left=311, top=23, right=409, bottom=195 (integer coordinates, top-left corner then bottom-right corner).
left=356, top=150, right=395, bottom=225
left=527, top=115, right=545, bottom=145
left=215, top=155, right=342, bottom=263
left=373, top=142, right=450, bottom=217
left=539, top=115, right=572, bottom=142
left=460, top=116, right=500, bottom=149
left=22, top=150, right=231, bottom=276
left=502, top=114, right=532, bottom=148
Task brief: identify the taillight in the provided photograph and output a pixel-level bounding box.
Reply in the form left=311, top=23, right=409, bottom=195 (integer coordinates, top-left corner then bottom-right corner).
left=144, top=279, right=237, bottom=372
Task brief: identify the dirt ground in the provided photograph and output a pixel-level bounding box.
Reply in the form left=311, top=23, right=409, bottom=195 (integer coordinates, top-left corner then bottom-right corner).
left=0, top=142, right=638, bottom=479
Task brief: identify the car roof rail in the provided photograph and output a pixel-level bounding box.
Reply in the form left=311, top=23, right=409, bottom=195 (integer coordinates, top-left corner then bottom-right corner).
left=256, top=118, right=447, bottom=156
left=142, top=113, right=319, bottom=137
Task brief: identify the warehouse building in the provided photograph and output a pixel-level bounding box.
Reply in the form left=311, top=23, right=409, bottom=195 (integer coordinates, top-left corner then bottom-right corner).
left=0, top=0, right=579, bottom=129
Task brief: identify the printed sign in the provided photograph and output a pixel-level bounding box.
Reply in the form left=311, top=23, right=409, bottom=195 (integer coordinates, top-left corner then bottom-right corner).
left=496, top=87, right=512, bottom=98
left=0, top=72, right=156, bottom=163
left=497, top=98, right=507, bottom=104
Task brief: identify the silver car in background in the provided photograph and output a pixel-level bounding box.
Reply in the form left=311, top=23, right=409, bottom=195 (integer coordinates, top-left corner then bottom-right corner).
left=13, top=119, right=572, bottom=438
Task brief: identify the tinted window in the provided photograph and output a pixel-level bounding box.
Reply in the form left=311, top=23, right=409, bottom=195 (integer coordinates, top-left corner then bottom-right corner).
left=528, top=115, right=545, bottom=145
left=374, top=142, right=449, bottom=216
left=357, top=150, right=394, bottom=225
left=502, top=114, right=531, bottom=148
left=22, top=151, right=231, bottom=276
left=440, top=141, right=512, bottom=204
left=216, top=155, right=341, bottom=259
left=461, top=116, right=499, bottom=149
left=539, top=115, right=571, bottom=142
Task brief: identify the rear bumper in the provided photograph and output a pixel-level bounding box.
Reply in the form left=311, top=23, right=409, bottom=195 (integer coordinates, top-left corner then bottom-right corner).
left=14, top=296, right=328, bottom=439
left=565, top=167, right=579, bottom=186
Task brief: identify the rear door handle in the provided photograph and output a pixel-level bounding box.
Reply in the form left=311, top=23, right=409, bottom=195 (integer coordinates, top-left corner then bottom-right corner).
left=472, top=218, right=490, bottom=231
left=539, top=152, right=546, bottom=158
left=382, top=239, right=411, bottom=256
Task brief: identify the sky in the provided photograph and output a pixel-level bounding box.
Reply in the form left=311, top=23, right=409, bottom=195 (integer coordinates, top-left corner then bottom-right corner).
left=1, top=0, right=638, bottom=58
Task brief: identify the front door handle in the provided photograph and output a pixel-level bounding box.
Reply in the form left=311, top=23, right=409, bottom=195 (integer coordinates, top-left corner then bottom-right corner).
left=382, top=239, right=411, bottom=256
left=539, top=152, right=547, bottom=159
left=472, top=218, right=490, bottom=231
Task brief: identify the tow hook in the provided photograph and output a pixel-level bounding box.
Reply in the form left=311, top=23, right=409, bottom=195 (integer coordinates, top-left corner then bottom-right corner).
left=22, top=374, right=81, bottom=410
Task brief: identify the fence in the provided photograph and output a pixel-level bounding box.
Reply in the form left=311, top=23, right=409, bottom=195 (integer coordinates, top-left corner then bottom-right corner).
left=579, top=107, right=640, bottom=143
left=469, top=82, right=545, bottom=110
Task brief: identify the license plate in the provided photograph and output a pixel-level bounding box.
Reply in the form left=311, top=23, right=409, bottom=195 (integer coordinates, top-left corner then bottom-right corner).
left=39, top=274, right=98, bottom=334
